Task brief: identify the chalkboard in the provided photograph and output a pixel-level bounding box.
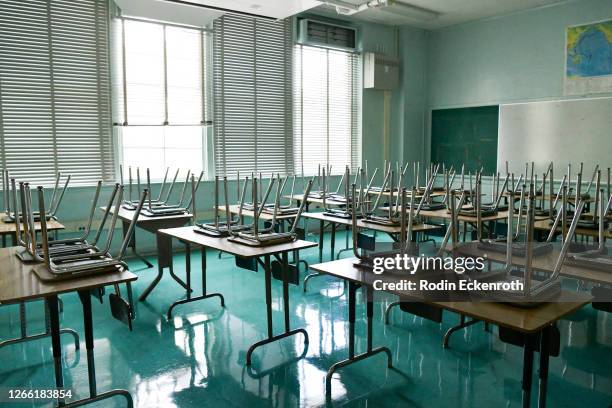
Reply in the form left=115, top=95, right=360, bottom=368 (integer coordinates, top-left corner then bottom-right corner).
left=430, top=105, right=499, bottom=174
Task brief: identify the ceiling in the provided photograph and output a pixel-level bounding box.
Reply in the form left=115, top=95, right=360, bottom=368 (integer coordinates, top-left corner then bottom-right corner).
left=118, top=0, right=571, bottom=29
left=154, top=0, right=321, bottom=20
left=312, top=0, right=570, bottom=30
left=116, top=0, right=224, bottom=26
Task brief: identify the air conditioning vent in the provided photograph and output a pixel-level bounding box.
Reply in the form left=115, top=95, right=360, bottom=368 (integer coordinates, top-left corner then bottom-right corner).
left=297, top=19, right=356, bottom=51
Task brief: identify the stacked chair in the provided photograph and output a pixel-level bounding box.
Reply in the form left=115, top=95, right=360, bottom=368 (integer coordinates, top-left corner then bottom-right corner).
left=2, top=168, right=70, bottom=223
left=120, top=165, right=202, bottom=217
left=226, top=177, right=313, bottom=246
left=463, top=183, right=587, bottom=305
left=194, top=172, right=313, bottom=247
left=566, top=189, right=612, bottom=271
left=11, top=178, right=147, bottom=329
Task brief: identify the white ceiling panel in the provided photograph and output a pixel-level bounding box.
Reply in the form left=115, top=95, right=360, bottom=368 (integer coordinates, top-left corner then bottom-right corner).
left=115, top=0, right=224, bottom=26
left=313, top=0, right=569, bottom=29
left=163, top=0, right=322, bottom=19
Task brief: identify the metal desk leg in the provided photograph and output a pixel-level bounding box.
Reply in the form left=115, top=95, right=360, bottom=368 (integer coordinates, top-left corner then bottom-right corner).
left=330, top=222, right=336, bottom=261
left=336, top=225, right=353, bottom=259
left=326, top=283, right=392, bottom=396
left=0, top=300, right=79, bottom=351
left=303, top=220, right=326, bottom=292
left=168, top=257, right=190, bottom=291
left=246, top=254, right=308, bottom=366
left=138, top=232, right=167, bottom=301
left=47, top=295, right=66, bottom=406
left=140, top=234, right=190, bottom=301
left=123, top=220, right=153, bottom=268
left=318, top=220, right=324, bottom=262
left=167, top=246, right=225, bottom=320
left=384, top=300, right=401, bottom=324
left=43, top=291, right=134, bottom=408
left=537, top=327, right=551, bottom=408
left=522, top=334, right=535, bottom=408
left=443, top=314, right=481, bottom=348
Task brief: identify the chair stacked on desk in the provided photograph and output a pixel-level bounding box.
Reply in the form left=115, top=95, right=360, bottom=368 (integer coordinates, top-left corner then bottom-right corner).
left=194, top=170, right=313, bottom=246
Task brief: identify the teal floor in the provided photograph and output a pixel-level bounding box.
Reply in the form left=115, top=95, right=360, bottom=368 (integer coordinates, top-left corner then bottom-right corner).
left=1, top=231, right=611, bottom=407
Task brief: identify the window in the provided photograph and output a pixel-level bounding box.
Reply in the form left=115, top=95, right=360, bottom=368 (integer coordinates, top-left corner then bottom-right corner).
left=112, top=17, right=210, bottom=179
left=212, top=14, right=293, bottom=177
left=0, top=0, right=114, bottom=185
left=293, top=45, right=360, bottom=176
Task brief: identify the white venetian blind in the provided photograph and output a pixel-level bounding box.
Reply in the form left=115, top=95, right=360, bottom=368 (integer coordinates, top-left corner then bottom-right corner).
left=112, top=18, right=209, bottom=126
left=0, top=0, right=114, bottom=185
left=213, top=14, right=293, bottom=177
left=111, top=17, right=210, bottom=179
left=293, top=44, right=360, bottom=176
left=123, top=19, right=165, bottom=125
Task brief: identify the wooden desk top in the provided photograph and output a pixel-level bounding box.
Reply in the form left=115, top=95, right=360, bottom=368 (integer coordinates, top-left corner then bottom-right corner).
left=0, top=247, right=137, bottom=304
left=454, top=242, right=612, bottom=285
left=358, top=189, right=446, bottom=198
left=302, top=211, right=442, bottom=234
left=533, top=219, right=612, bottom=239
left=502, top=192, right=596, bottom=203
left=283, top=194, right=348, bottom=206
left=310, top=258, right=591, bottom=333
left=216, top=204, right=298, bottom=221
left=0, top=219, right=65, bottom=235
left=158, top=226, right=318, bottom=258
left=101, top=206, right=193, bottom=224
left=417, top=208, right=510, bottom=223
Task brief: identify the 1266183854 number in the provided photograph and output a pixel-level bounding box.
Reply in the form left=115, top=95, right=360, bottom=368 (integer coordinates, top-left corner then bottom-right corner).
left=2, top=388, right=73, bottom=401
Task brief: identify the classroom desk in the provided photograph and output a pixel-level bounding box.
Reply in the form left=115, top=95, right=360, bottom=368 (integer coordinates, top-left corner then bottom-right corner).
left=533, top=219, right=612, bottom=239
left=502, top=192, right=596, bottom=203
left=215, top=204, right=298, bottom=222
left=417, top=207, right=510, bottom=223
left=101, top=206, right=192, bottom=299
left=157, top=226, right=318, bottom=367
left=454, top=242, right=612, bottom=286
left=300, top=212, right=443, bottom=291
left=310, top=257, right=591, bottom=407
left=0, top=246, right=137, bottom=407
left=283, top=194, right=348, bottom=207
left=0, top=219, right=65, bottom=247
left=285, top=191, right=446, bottom=207
left=303, top=211, right=442, bottom=261
left=359, top=188, right=447, bottom=198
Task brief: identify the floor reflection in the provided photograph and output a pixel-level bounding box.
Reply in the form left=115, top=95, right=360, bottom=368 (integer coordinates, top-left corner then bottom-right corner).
left=0, top=231, right=610, bottom=407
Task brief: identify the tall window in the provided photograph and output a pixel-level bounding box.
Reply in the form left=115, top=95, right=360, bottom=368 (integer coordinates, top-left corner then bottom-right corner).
left=112, top=18, right=211, bottom=179
left=293, top=45, right=360, bottom=176
left=212, top=14, right=293, bottom=177
left=0, top=0, right=114, bottom=185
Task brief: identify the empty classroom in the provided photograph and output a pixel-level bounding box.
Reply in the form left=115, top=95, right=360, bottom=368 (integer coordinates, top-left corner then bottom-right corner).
left=1, top=0, right=611, bottom=407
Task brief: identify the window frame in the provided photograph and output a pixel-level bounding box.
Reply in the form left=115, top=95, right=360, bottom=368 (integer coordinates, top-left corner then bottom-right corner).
left=293, top=43, right=362, bottom=177
left=111, top=15, right=213, bottom=181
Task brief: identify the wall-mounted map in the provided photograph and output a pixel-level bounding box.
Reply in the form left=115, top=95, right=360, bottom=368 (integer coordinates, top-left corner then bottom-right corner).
left=564, top=19, right=612, bottom=95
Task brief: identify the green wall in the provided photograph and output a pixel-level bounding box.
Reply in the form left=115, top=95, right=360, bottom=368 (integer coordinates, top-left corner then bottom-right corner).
left=427, top=0, right=612, bottom=109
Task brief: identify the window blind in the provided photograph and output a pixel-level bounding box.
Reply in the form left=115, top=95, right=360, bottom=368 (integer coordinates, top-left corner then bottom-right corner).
left=110, top=16, right=209, bottom=178
left=0, top=0, right=114, bottom=185
left=293, top=44, right=360, bottom=176
left=213, top=14, right=293, bottom=177
left=111, top=16, right=210, bottom=126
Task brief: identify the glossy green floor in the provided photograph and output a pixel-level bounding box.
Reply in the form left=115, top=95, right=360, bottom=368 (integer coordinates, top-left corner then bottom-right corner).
left=1, top=232, right=611, bottom=407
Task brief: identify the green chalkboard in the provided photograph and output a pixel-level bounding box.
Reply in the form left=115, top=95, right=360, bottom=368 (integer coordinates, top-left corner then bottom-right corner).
left=430, top=105, right=499, bottom=174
